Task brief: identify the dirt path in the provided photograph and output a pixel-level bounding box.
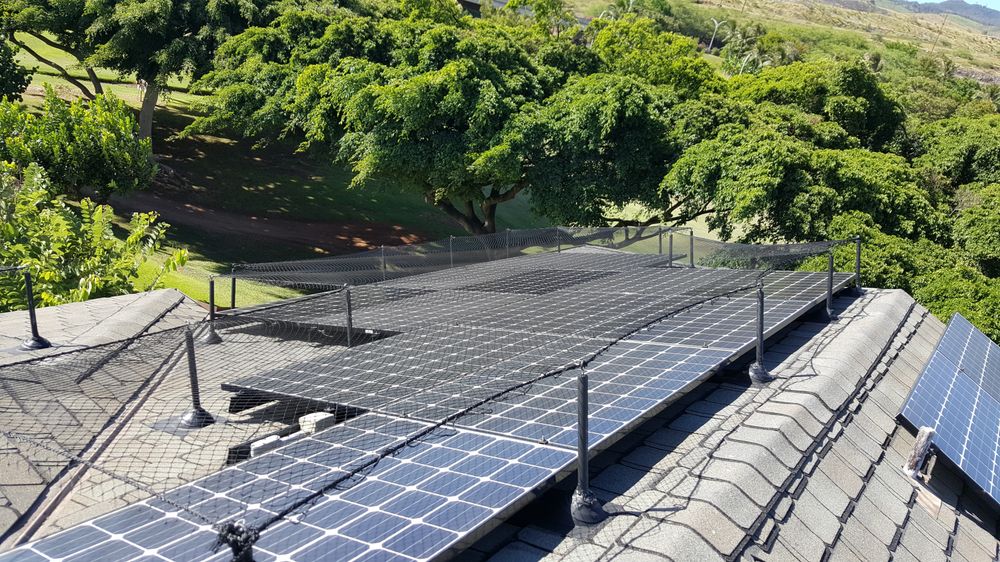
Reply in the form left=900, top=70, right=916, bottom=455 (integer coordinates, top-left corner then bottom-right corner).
left=112, top=192, right=429, bottom=254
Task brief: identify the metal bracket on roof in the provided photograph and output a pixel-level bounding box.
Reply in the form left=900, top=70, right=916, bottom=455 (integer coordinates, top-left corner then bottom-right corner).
left=903, top=426, right=935, bottom=479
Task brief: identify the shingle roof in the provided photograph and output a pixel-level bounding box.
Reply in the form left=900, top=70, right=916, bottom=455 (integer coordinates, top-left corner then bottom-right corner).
left=0, top=290, right=206, bottom=549
left=466, top=289, right=1000, bottom=561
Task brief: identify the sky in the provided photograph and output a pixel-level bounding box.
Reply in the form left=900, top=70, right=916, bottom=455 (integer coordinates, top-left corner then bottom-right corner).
left=910, top=0, right=1000, bottom=10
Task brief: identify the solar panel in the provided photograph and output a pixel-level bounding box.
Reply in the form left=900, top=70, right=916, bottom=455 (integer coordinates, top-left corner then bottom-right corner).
left=0, top=248, right=856, bottom=562
left=9, top=414, right=575, bottom=562
left=901, top=314, right=1000, bottom=506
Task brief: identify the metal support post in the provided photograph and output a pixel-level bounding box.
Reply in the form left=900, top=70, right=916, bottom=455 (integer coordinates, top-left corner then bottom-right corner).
left=570, top=370, right=607, bottom=525
left=19, top=270, right=51, bottom=351
left=181, top=329, right=215, bottom=429
left=826, top=251, right=835, bottom=320
left=198, top=278, right=223, bottom=344
left=668, top=232, right=674, bottom=267
left=449, top=235, right=454, bottom=268
left=230, top=271, right=237, bottom=310
left=344, top=287, right=353, bottom=348
left=506, top=228, right=511, bottom=259
left=658, top=226, right=663, bottom=255
left=556, top=228, right=561, bottom=253
left=748, top=281, right=773, bottom=383
left=854, top=235, right=862, bottom=293
left=381, top=245, right=387, bottom=282
left=689, top=230, right=695, bottom=268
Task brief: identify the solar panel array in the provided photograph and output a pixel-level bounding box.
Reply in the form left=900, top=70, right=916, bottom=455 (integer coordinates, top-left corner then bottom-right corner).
left=0, top=247, right=855, bottom=562
left=901, top=314, right=1000, bottom=506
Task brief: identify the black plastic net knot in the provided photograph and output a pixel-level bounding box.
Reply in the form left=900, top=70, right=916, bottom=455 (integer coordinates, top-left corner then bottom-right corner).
left=216, top=520, right=260, bottom=562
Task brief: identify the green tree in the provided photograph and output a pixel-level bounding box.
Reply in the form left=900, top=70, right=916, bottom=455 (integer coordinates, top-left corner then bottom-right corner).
left=0, top=163, right=186, bottom=310
left=86, top=0, right=273, bottom=146
left=590, top=16, right=721, bottom=99
left=476, top=73, right=678, bottom=226
left=953, top=183, right=1000, bottom=276
left=730, top=60, right=903, bottom=150
left=0, top=89, right=155, bottom=199
left=0, top=39, right=30, bottom=100
left=301, top=18, right=546, bottom=233
left=914, top=265, right=1000, bottom=342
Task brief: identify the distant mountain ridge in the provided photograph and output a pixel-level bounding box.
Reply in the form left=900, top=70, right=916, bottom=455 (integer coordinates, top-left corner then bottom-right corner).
left=884, top=0, right=1000, bottom=27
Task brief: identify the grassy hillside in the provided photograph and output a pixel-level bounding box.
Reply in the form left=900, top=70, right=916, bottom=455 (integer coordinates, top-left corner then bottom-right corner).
left=566, top=0, right=1000, bottom=77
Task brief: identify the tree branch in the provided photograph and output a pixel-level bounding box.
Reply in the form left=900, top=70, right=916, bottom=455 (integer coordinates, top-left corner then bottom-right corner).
left=425, top=194, right=487, bottom=234
left=11, top=35, right=94, bottom=99
left=484, top=182, right=525, bottom=206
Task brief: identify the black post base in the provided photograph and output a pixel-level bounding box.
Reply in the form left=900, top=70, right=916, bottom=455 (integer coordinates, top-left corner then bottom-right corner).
left=749, top=362, right=773, bottom=383
left=197, top=325, right=223, bottom=345
left=20, top=335, right=51, bottom=351
left=180, top=407, right=216, bottom=429
left=571, top=489, right=608, bottom=525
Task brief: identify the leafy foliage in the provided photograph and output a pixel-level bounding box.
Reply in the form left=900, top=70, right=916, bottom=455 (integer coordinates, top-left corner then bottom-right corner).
left=0, top=89, right=155, bottom=200
left=0, top=40, right=30, bottom=100
left=953, top=184, right=1000, bottom=277
left=0, top=163, right=187, bottom=311
left=729, top=60, right=903, bottom=150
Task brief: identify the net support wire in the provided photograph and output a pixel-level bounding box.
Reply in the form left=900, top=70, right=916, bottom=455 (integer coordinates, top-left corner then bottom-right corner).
left=0, top=265, right=52, bottom=351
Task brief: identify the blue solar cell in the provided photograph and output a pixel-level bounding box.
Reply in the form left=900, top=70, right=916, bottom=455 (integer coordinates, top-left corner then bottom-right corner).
left=341, top=511, right=411, bottom=543
left=64, top=540, right=143, bottom=562
left=291, top=535, right=368, bottom=562
left=32, top=526, right=107, bottom=558
left=901, top=313, right=1000, bottom=506
left=383, top=524, right=458, bottom=559
left=424, top=501, right=494, bottom=532
left=125, top=518, right=199, bottom=549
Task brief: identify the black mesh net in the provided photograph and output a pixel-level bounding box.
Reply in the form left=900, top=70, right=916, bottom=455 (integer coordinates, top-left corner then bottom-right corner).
left=0, top=227, right=858, bottom=561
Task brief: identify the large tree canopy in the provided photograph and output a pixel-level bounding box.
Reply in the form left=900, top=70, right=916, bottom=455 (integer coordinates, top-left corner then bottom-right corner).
left=729, top=60, right=903, bottom=151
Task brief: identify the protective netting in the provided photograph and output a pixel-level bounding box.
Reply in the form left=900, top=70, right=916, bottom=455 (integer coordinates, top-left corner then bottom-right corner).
left=0, top=227, right=857, bottom=561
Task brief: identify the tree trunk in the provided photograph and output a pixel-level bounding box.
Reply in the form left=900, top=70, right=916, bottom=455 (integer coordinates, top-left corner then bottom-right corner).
left=481, top=201, right=497, bottom=234
left=85, top=67, right=104, bottom=95
left=139, top=81, right=159, bottom=152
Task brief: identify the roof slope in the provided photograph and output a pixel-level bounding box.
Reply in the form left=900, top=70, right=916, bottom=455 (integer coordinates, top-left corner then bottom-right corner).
left=470, top=289, right=1000, bottom=561
left=0, top=290, right=206, bottom=548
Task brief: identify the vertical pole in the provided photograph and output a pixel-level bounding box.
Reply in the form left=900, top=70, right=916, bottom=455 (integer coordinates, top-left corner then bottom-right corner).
left=854, top=236, right=862, bottom=292
left=506, top=228, right=511, bottom=259
left=570, top=369, right=606, bottom=524
left=668, top=232, right=674, bottom=267
left=826, top=251, right=835, bottom=319
left=658, top=226, right=663, bottom=255
left=381, top=245, right=386, bottom=282
left=19, top=270, right=51, bottom=351
left=748, top=281, right=772, bottom=383
left=689, top=229, right=695, bottom=268
left=230, top=270, right=237, bottom=310
left=181, top=329, right=215, bottom=429
left=556, top=228, right=561, bottom=253
left=208, top=278, right=216, bottom=322
left=449, top=235, right=454, bottom=268
left=344, top=287, right=353, bottom=348
left=198, top=277, right=223, bottom=344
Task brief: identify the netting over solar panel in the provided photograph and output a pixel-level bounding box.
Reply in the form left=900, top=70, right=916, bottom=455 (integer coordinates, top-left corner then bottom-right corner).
left=0, top=226, right=857, bottom=562
left=901, top=313, right=1000, bottom=507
